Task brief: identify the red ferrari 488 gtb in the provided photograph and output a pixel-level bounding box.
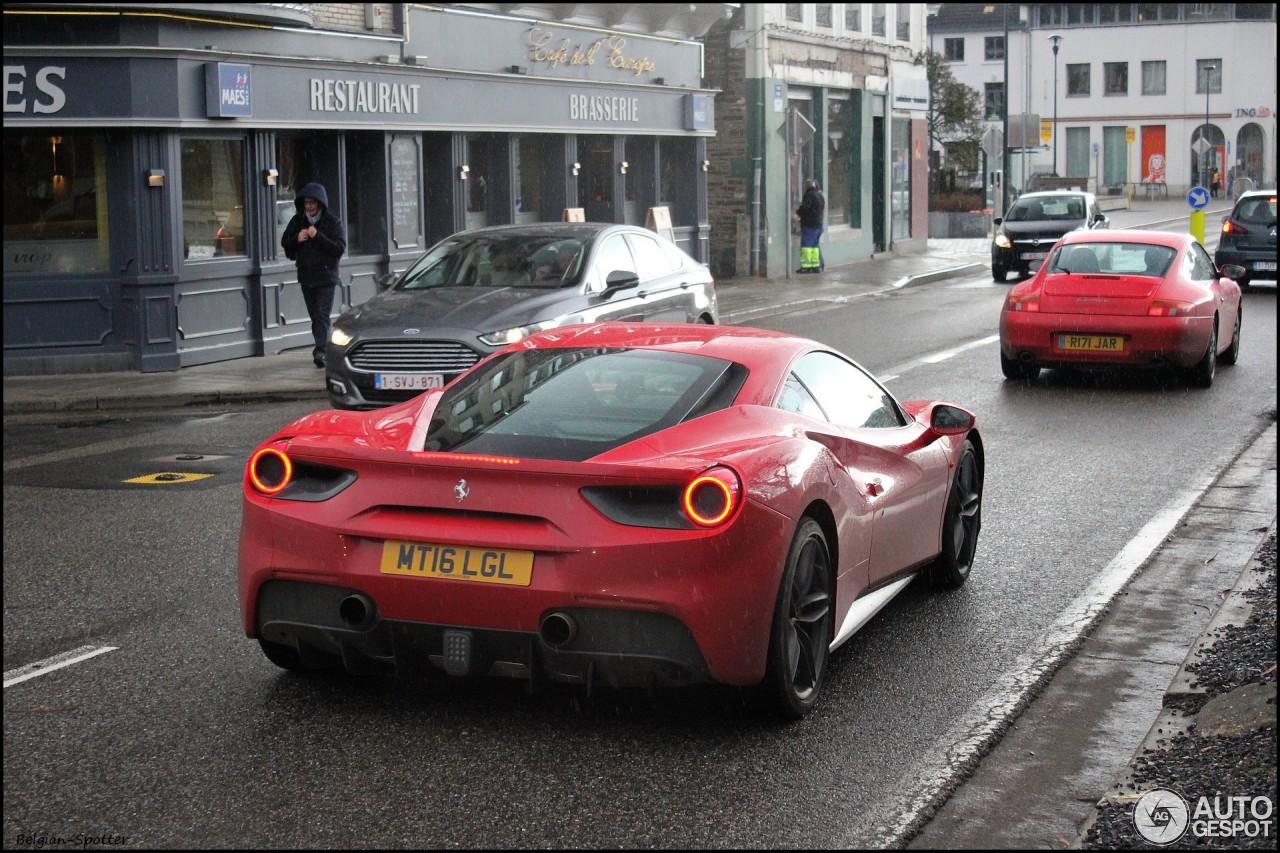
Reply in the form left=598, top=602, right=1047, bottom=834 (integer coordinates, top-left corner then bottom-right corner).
left=238, top=323, right=983, bottom=718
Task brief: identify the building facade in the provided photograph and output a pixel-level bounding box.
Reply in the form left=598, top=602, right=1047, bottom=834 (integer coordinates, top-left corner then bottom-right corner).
left=702, top=3, right=930, bottom=279
left=927, top=3, right=1276, bottom=205
left=4, top=2, right=729, bottom=375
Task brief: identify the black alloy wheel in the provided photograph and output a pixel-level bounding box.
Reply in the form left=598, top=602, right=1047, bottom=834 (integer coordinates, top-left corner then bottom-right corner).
left=928, top=439, right=983, bottom=590
left=763, top=518, right=833, bottom=719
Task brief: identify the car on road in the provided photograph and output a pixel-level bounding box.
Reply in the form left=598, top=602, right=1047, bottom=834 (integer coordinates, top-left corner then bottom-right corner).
left=1213, top=189, right=1277, bottom=289
left=324, top=223, right=718, bottom=409
left=991, top=190, right=1110, bottom=281
left=240, top=322, right=984, bottom=718
left=999, top=230, right=1244, bottom=387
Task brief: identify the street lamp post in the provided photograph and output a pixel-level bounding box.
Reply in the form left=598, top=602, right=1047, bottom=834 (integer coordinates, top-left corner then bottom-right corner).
left=1049, top=34, right=1062, bottom=177
left=1202, top=63, right=1215, bottom=193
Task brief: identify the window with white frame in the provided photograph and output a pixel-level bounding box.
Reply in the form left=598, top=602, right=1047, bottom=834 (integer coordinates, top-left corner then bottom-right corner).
left=984, top=82, right=1005, bottom=120
left=785, top=4, right=803, bottom=23
left=944, top=37, right=964, bottom=61
left=871, top=3, right=886, bottom=36
left=816, top=4, right=832, bottom=28
left=984, top=36, right=1004, bottom=61
left=895, top=3, right=910, bottom=40
left=1067, top=63, right=1091, bottom=96
left=845, top=4, right=861, bottom=31
left=1196, top=59, right=1222, bottom=94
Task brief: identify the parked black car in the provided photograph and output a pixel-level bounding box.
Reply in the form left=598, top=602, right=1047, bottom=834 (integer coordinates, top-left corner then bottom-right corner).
left=1214, top=189, right=1277, bottom=289
left=324, top=223, right=719, bottom=409
left=991, top=191, right=1110, bottom=281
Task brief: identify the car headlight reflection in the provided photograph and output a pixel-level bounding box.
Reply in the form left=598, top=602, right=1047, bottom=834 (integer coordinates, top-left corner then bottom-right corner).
left=478, top=320, right=562, bottom=347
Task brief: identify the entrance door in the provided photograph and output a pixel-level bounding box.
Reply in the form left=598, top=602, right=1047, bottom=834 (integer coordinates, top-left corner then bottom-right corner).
left=578, top=136, right=615, bottom=223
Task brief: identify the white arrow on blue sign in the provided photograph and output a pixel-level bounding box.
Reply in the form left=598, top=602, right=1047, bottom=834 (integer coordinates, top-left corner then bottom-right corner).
left=1187, top=186, right=1210, bottom=209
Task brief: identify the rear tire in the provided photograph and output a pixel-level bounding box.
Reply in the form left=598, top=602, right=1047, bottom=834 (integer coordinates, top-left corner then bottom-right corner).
left=928, top=440, right=983, bottom=590
left=1001, top=351, right=1041, bottom=380
left=1189, top=322, right=1217, bottom=388
left=762, top=519, right=833, bottom=720
left=1219, top=309, right=1241, bottom=366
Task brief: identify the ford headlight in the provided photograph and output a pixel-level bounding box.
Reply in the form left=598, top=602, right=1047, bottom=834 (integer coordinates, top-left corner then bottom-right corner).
left=329, top=327, right=353, bottom=347
left=478, top=319, right=563, bottom=347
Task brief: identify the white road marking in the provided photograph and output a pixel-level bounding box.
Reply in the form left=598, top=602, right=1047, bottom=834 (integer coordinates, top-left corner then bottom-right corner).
left=881, top=334, right=1001, bottom=380
left=4, top=645, right=118, bottom=688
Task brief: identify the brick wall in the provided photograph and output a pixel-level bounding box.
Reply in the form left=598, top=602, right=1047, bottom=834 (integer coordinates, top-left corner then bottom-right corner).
left=309, top=3, right=397, bottom=34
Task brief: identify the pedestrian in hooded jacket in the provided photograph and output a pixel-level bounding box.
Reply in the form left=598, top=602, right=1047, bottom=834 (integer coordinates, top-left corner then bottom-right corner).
left=796, top=178, right=825, bottom=274
left=282, top=181, right=346, bottom=367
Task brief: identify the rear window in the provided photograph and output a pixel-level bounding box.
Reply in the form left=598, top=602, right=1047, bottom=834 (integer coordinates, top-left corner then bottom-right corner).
left=1047, top=242, right=1176, bottom=276
left=424, top=347, right=747, bottom=461
left=1232, top=196, right=1277, bottom=226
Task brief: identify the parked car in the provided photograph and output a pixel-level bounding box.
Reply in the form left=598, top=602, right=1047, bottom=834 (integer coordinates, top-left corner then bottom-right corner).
left=240, top=322, right=984, bottom=718
left=999, top=230, right=1244, bottom=387
left=324, top=223, right=718, bottom=409
left=991, top=190, right=1109, bottom=281
left=1213, top=189, right=1277, bottom=289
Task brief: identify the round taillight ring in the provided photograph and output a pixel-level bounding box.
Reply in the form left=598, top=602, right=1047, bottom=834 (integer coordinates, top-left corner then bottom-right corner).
left=683, top=468, right=741, bottom=528
left=249, top=447, right=292, bottom=496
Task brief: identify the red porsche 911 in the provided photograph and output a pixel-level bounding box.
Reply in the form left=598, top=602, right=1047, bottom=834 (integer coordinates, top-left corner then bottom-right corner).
left=999, top=230, right=1244, bottom=386
left=238, top=323, right=984, bottom=718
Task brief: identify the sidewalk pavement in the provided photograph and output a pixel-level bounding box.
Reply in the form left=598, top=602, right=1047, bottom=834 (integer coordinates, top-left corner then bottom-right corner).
left=1, top=196, right=1228, bottom=417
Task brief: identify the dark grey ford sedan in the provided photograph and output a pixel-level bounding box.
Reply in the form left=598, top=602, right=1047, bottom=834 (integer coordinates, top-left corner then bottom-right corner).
left=324, top=223, right=718, bottom=409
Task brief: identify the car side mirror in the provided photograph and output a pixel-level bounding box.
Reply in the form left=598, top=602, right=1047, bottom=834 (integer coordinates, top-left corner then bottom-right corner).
left=1220, top=264, right=1247, bottom=281
left=993, top=217, right=1003, bottom=226
left=602, top=269, right=640, bottom=298
left=930, top=404, right=974, bottom=435
left=375, top=272, right=398, bottom=291
left=1092, top=213, right=1107, bottom=225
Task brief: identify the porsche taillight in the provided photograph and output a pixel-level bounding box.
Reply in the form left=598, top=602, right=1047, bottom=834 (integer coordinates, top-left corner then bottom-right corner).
left=682, top=467, right=742, bottom=528
left=248, top=446, right=292, bottom=495
left=1006, top=293, right=1041, bottom=312
left=1148, top=299, right=1196, bottom=317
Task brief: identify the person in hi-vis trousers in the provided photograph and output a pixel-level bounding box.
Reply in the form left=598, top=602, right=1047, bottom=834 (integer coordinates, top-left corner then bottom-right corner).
left=796, top=178, right=825, bottom=274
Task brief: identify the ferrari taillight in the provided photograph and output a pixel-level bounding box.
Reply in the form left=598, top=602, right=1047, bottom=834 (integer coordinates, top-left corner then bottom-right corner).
left=249, top=446, right=292, bottom=496
left=1148, top=299, right=1196, bottom=317
left=682, top=467, right=742, bottom=528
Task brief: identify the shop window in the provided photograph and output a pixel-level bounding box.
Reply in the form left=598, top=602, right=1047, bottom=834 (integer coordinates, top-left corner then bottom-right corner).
left=3, top=131, right=110, bottom=274
left=826, top=94, right=852, bottom=225
left=181, top=137, right=245, bottom=260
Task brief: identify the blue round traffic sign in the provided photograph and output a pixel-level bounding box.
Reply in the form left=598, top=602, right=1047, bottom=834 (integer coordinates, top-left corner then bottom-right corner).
left=1187, top=186, right=1210, bottom=209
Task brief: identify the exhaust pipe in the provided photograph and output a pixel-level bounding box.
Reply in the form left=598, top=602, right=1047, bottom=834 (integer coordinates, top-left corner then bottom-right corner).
left=338, top=593, right=376, bottom=630
left=540, top=611, right=578, bottom=648
left=1019, top=352, right=1036, bottom=363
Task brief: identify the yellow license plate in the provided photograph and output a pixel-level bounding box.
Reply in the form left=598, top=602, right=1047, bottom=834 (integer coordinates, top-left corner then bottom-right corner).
left=1057, top=334, right=1124, bottom=352
left=380, top=540, right=534, bottom=586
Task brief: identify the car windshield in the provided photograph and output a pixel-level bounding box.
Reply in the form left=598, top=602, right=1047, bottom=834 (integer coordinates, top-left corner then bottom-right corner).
left=1233, top=196, right=1277, bottom=227
left=397, top=235, right=587, bottom=290
left=1006, top=196, right=1086, bottom=222
left=424, top=347, right=747, bottom=462
left=1047, top=242, right=1177, bottom=277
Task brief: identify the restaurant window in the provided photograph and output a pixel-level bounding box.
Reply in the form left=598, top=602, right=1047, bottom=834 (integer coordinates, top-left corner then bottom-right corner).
left=1067, top=63, right=1091, bottom=96
left=815, top=4, right=832, bottom=28
left=845, top=5, right=861, bottom=31
left=1141, top=61, right=1166, bottom=95
left=871, top=4, right=886, bottom=36
left=344, top=131, right=383, bottom=255
left=659, top=136, right=695, bottom=224
left=944, top=38, right=964, bottom=62
left=1104, top=62, right=1128, bottom=96
left=513, top=135, right=551, bottom=224
left=984, top=36, right=1004, bottom=61
left=3, top=131, right=110, bottom=274
left=826, top=94, right=852, bottom=225
left=466, top=133, right=498, bottom=229
left=181, top=137, right=245, bottom=260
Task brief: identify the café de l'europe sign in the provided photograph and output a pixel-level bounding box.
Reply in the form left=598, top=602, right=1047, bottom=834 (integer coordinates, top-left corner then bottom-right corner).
left=526, top=27, right=657, bottom=77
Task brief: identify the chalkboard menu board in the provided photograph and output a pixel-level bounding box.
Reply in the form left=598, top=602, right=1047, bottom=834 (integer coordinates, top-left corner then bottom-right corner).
left=390, top=136, right=420, bottom=249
